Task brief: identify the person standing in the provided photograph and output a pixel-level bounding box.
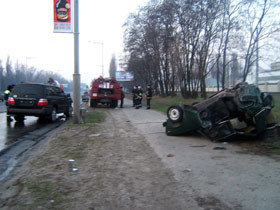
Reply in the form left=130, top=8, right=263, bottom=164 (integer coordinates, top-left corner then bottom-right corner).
left=4, top=85, right=13, bottom=121
left=120, top=87, right=125, bottom=108
left=135, top=85, right=143, bottom=109
left=145, top=84, right=153, bottom=109
left=138, top=86, right=143, bottom=108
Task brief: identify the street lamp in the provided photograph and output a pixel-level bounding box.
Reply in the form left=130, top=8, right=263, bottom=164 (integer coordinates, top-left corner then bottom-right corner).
left=88, top=41, right=104, bottom=77
left=73, top=0, right=81, bottom=124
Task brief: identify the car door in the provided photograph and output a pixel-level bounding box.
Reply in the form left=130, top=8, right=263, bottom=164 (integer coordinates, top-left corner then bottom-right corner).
left=53, top=87, right=69, bottom=113
left=45, top=86, right=56, bottom=108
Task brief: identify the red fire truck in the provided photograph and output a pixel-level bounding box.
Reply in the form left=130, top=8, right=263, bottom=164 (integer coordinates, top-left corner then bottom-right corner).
left=90, top=76, right=121, bottom=108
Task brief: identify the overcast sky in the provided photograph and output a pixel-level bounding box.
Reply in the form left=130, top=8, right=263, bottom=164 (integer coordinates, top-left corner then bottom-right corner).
left=0, top=0, right=148, bottom=85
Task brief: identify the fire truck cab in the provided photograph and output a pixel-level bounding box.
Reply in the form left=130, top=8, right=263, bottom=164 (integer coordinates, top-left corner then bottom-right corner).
left=90, top=76, right=121, bottom=108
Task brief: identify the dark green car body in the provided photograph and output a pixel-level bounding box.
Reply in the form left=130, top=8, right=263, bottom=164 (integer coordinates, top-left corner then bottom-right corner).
left=163, top=83, right=276, bottom=141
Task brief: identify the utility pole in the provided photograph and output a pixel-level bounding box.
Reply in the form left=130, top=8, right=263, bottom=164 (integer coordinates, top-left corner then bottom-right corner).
left=72, top=0, right=81, bottom=124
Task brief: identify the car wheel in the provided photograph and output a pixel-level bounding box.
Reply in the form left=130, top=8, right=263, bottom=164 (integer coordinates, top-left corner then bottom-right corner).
left=49, top=108, right=57, bottom=122
left=199, top=109, right=210, bottom=120
left=65, top=106, right=73, bottom=117
left=38, top=116, right=46, bottom=122
left=14, top=114, right=25, bottom=122
left=90, top=99, right=97, bottom=107
left=262, top=94, right=274, bottom=108
left=167, top=105, right=184, bottom=123
left=110, top=100, right=117, bottom=108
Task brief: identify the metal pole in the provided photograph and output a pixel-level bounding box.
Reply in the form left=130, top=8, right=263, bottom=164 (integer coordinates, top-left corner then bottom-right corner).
left=72, top=0, right=81, bottom=124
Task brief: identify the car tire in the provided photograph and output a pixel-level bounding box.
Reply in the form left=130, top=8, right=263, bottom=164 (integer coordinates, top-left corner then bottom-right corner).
left=110, top=100, right=118, bottom=108
left=199, top=109, right=211, bottom=120
left=49, top=108, right=57, bottom=122
left=262, top=94, right=274, bottom=108
left=38, top=116, right=46, bottom=122
left=167, top=105, right=184, bottom=123
left=14, top=114, right=25, bottom=122
left=90, top=99, right=97, bottom=107
left=65, top=106, right=73, bottom=118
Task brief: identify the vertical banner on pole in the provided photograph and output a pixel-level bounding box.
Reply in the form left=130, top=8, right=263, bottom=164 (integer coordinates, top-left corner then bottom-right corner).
left=54, top=0, right=73, bottom=33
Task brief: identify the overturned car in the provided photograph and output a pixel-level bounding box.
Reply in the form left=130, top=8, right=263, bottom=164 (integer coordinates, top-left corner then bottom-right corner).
left=163, top=83, right=277, bottom=141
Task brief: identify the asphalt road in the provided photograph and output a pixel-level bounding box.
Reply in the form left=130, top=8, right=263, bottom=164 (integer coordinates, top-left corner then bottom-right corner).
left=0, top=102, right=49, bottom=151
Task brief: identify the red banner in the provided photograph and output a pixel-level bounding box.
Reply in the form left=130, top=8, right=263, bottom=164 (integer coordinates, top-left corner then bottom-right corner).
left=54, top=0, right=73, bottom=33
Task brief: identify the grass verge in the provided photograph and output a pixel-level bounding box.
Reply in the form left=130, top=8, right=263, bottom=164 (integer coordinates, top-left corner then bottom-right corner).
left=86, top=109, right=105, bottom=124
left=7, top=108, right=106, bottom=209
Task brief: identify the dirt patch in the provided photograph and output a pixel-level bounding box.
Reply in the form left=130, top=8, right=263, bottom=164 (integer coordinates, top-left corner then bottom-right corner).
left=0, top=110, right=198, bottom=210
left=229, top=127, right=280, bottom=159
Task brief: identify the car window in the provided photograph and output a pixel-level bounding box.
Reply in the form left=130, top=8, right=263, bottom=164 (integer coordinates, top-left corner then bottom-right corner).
left=46, top=86, right=57, bottom=96
left=54, top=87, right=64, bottom=96
left=12, top=84, right=44, bottom=97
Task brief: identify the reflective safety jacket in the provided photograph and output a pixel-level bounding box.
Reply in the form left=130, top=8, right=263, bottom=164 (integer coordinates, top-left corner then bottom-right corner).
left=4, top=90, right=10, bottom=100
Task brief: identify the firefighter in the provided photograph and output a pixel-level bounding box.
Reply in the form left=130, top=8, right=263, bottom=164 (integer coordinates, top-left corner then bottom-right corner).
left=4, top=85, right=14, bottom=121
left=120, top=87, right=125, bottom=108
left=135, top=85, right=143, bottom=109
left=47, top=77, right=56, bottom=85
left=145, top=84, right=153, bottom=109
left=139, top=86, right=143, bottom=107
left=132, top=85, right=137, bottom=107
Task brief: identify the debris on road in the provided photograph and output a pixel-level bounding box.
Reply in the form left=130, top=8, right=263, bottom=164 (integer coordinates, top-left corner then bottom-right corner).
left=213, top=147, right=227, bottom=150
left=183, top=168, right=192, bottom=172
left=89, top=133, right=101, bottom=137
left=190, top=145, right=206, bottom=147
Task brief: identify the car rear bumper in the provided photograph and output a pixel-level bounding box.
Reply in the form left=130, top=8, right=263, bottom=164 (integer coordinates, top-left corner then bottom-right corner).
left=7, top=107, right=51, bottom=116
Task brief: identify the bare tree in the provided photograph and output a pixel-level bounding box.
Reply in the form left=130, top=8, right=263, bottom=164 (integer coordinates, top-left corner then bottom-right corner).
left=109, top=54, right=117, bottom=78
left=240, top=0, right=279, bottom=81
left=0, top=57, right=71, bottom=90
left=122, top=0, right=279, bottom=99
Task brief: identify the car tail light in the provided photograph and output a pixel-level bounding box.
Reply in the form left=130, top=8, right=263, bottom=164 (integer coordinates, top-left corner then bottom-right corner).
left=38, top=99, right=48, bottom=106
left=8, top=97, right=15, bottom=105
